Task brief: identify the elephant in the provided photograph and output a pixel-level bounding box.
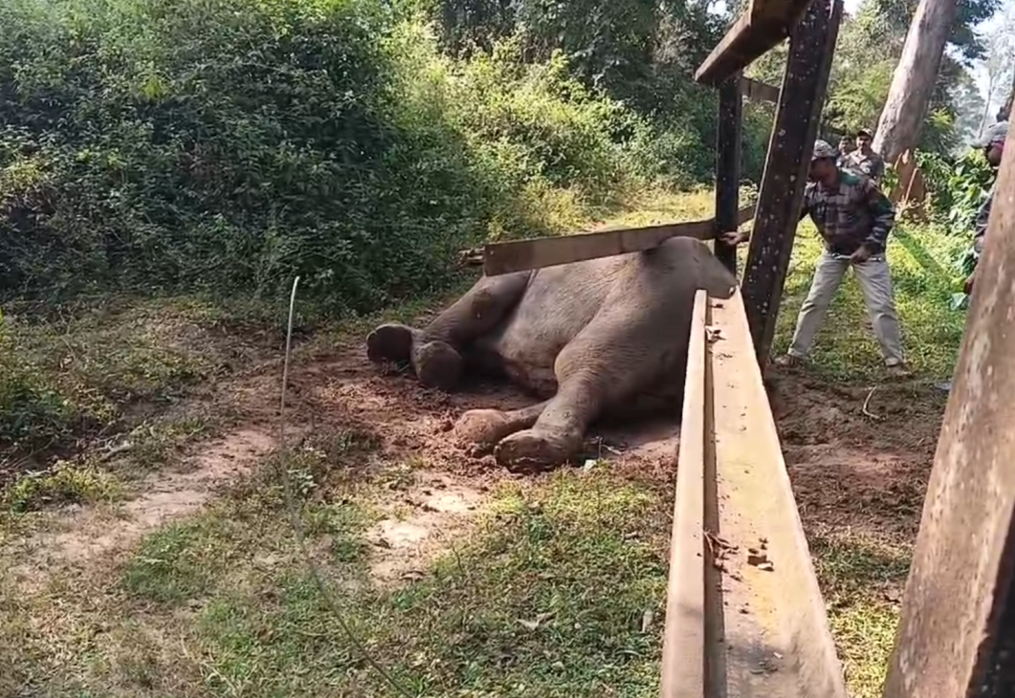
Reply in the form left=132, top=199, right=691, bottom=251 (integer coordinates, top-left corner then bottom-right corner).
left=365, top=236, right=737, bottom=471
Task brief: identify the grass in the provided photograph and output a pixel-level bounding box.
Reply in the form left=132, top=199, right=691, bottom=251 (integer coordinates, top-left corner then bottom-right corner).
left=1, top=451, right=670, bottom=697
left=810, top=527, right=913, bottom=698
left=0, top=296, right=279, bottom=470
left=0, top=190, right=971, bottom=698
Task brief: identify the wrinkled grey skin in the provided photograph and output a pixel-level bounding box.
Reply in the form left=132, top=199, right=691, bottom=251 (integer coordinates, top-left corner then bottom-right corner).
left=366, top=237, right=736, bottom=471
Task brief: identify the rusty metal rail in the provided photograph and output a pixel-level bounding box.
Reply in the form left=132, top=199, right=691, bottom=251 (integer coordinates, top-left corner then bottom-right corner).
left=660, top=290, right=848, bottom=698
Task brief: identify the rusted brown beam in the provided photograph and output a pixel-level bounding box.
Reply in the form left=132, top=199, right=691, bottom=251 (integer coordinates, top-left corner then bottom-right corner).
left=660, top=290, right=708, bottom=697
left=739, top=76, right=781, bottom=104
left=659, top=289, right=849, bottom=697
left=715, top=75, right=744, bottom=273
left=481, top=205, right=755, bottom=277
left=740, top=0, right=842, bottom=364
left=881, top=126, right=1015, bottom=698
left=695, top=0, right=812, bottom=85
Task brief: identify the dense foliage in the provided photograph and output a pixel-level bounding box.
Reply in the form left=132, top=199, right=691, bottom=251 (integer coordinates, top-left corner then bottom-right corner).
left=0, top=0, right=774, bottom=312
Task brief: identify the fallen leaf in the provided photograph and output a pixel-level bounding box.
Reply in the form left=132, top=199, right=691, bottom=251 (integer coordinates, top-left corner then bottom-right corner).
left=518, top=611, right=554, bottom=631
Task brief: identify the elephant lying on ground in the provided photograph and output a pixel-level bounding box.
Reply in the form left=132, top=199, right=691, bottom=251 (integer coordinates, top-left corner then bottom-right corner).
left=366, top=236, right=736, bottom=471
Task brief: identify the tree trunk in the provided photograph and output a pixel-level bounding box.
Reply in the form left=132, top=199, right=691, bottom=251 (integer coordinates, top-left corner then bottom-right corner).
left=872, top=0, right=958, bottom=164
left=999, top=69, right=1015, bottom=123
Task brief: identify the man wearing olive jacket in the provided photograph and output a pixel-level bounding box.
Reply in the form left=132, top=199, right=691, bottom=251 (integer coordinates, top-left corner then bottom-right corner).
left=723, top=140, right=910, bottom=377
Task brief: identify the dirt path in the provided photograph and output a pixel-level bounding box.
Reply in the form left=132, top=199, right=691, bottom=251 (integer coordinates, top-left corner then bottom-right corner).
left=4, top=331, right=685, bottom=591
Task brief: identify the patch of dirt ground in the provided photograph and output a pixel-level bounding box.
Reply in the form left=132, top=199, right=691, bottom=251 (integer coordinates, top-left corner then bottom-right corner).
left=5, top=330, right=684, bottom=589
left=8, top=428, right=277, bottom=591
left=769, top=370, right=947, bottom=537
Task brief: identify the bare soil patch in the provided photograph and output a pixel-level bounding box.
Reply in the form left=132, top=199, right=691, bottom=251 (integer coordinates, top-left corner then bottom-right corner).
left=771, top=370, right=946, bottom=537
left=8, top=427, right=276, bottom=591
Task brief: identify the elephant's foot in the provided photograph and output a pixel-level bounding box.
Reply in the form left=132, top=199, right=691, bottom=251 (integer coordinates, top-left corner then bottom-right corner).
left=494, top=427, right=582, bottom=473
left=413, top=341, right=463, bottom=392
left=367, top=323, right=416, bottom=364
left=454, top=409, right=521, bottom=454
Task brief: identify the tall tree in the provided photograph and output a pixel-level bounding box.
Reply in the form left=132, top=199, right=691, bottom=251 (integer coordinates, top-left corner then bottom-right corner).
left=873, top=0, right=960, bottom=163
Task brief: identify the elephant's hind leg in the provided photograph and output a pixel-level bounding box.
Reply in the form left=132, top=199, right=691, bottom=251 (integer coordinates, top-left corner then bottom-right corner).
left=494, top=265, right=697, bottom=471
left=368, top=271, right=531, bottom=391
left=493, top=374, right=600, bottom=471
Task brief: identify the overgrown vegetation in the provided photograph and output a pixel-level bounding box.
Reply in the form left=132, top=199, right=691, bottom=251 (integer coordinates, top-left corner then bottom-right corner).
left=0, top=0, right=769, bottom=314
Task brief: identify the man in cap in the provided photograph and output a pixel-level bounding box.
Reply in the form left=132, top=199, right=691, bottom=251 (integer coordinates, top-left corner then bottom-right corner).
left=964, top=120, right=1008, bottom=294
left=722, top=140, right=910, bottom=377
left=847, top=128, right=885, bottom=184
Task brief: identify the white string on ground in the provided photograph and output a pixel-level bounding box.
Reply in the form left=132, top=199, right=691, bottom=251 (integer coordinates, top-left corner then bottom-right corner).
left=277, top=276, right=415, bottom=698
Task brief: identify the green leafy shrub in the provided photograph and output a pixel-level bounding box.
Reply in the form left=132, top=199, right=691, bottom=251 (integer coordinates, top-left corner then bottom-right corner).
left=0, top=0, right=689, bottom=314
left=917, top=149, right=995, bottom=234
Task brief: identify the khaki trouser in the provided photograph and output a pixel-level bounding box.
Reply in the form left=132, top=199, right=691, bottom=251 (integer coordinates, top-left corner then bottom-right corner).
left=787, top=250, right=906, bottom=366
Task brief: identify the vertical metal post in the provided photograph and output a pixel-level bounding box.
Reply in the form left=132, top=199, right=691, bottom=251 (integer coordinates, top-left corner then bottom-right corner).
left=714, top=74, right=743, bottom=274
left=740, top=0, right=843, bottom=365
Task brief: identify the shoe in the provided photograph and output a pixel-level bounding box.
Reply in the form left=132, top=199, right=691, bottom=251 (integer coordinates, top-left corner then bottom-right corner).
left=885, top=363, right=912, bottom=379
left=773, top=354, right=803, bottom=368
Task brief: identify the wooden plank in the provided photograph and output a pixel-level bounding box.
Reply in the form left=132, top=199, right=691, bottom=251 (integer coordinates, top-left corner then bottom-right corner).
left=740, top=0, right=842, bottom=364
left=659, top=290, right=848, bottom=697
left=881, top=120, right=1015, bottom=698
left=739, top=76, right=781, bottom=104
left=715, top=75, right=744, bottom=273
left=695, top=0, right=811, bottom=85
left=482, top=205, right=755, bottom=277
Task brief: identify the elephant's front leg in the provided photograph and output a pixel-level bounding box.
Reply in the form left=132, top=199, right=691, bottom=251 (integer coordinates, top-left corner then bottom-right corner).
left=493, top=373, right=603, bottom=471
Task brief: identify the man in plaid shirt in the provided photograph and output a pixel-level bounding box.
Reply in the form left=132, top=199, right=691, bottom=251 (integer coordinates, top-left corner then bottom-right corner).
left=723, top=140, right=910, bottom=377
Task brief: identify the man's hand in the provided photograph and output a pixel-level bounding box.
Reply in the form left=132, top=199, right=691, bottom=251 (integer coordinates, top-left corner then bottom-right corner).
left=964, top=270, right=976, bottom=295
left=720, top=230, right=748, bottom=246
left=849, top=244, right=873, bottom=264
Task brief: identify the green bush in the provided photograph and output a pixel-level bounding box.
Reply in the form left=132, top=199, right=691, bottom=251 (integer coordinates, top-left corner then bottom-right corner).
left=917, top=149, right=994, bottom=234
left=0, top=0, right=695, bottom=313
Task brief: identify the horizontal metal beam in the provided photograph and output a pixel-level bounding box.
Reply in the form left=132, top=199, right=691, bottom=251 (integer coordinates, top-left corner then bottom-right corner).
left=740, top=76, right=780, bottom=104
left=660, top=289, right=849, bottom=697
left=481, top=205, right=755, bottom=277
left=696, top=0, right=812, bottom=85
